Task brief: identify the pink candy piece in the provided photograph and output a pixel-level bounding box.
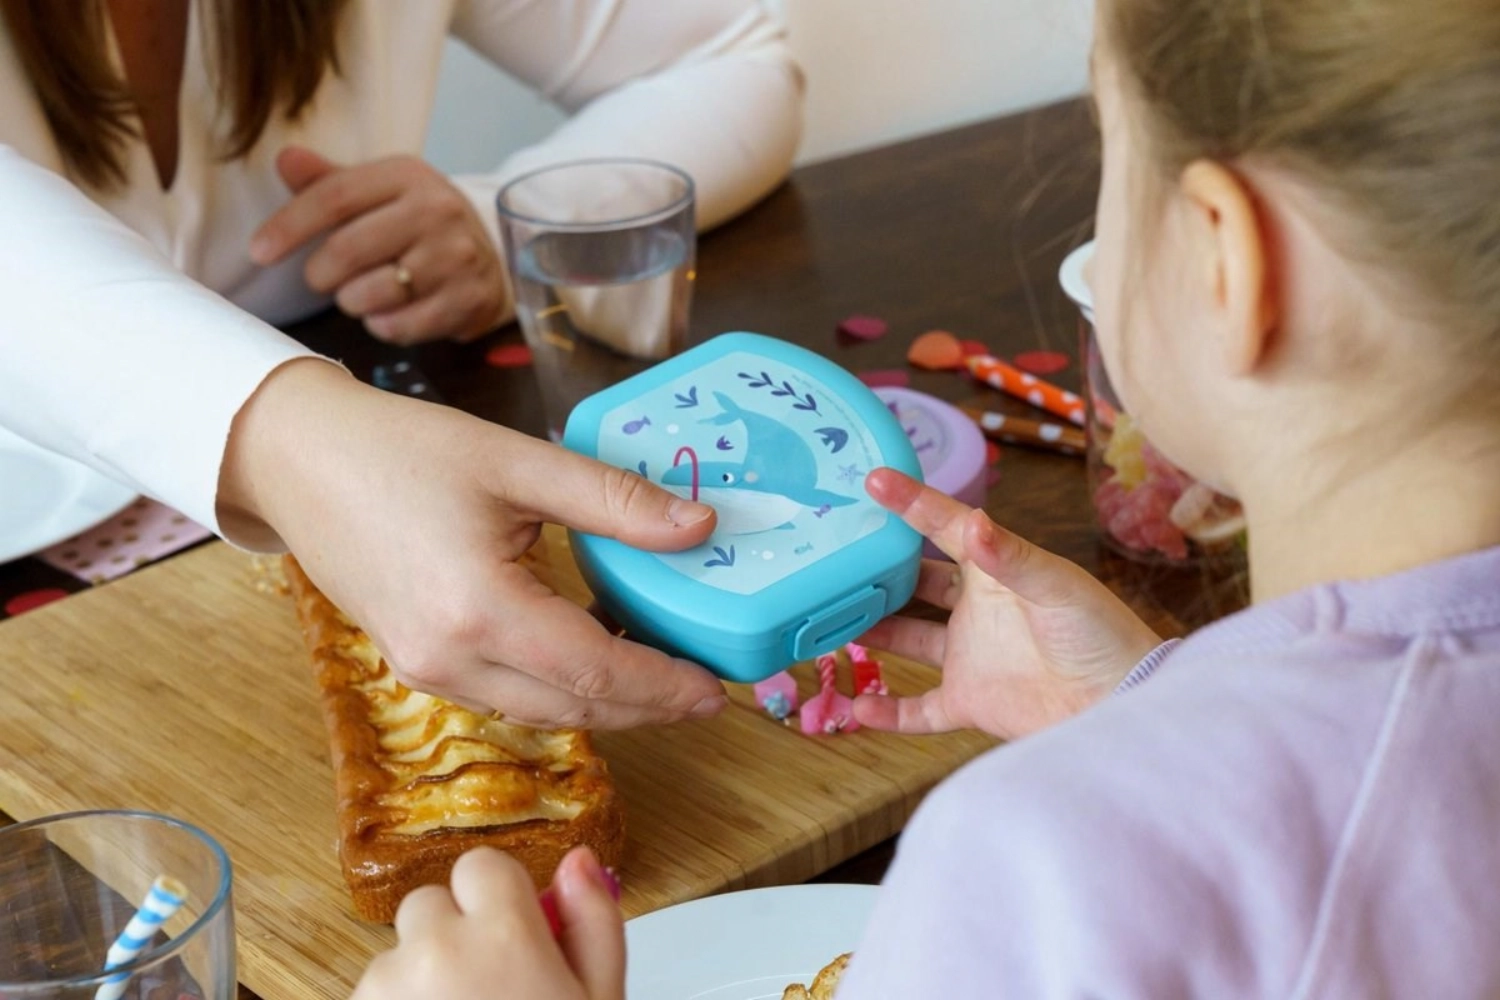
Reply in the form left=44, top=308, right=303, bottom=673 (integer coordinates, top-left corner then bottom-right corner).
left=838, top=314, right=890, bottom=341
left=845, top=643, right=888, bottom=697
left=1093, top=441, right=1194, bottom=561
left=801, top=654, right=859, bottom=735
left=800, top=688, right=859, bottom=735
left=753, top=671, right=800, bottom=720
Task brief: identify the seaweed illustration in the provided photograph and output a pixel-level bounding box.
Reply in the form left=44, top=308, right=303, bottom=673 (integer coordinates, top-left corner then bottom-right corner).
left=736, top=371, right=820, bottom=414
left=703, top=545, right=737, bottom=569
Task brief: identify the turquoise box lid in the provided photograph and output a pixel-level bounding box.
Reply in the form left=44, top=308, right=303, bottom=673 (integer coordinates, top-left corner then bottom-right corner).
left=562, top=332, right=923, bottom=683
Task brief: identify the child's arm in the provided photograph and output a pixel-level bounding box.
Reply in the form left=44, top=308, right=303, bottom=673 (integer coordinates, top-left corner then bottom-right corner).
left=855, top=469, right=1166, bottom=741
left=351, top=847, right=625, bottom=1000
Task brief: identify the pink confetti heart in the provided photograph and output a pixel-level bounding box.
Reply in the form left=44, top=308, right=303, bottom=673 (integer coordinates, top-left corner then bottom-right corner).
left=485, top=343, right=533, bottom=368
left=857, top=369, right=912, bottom=389
left=838, top=314, right=890, bottom=341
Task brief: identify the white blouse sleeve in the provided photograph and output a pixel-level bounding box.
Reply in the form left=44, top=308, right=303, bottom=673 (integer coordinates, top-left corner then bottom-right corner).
left=0, top=146, right=321, bottom=548
left=447, top=0, right=803, bottom=243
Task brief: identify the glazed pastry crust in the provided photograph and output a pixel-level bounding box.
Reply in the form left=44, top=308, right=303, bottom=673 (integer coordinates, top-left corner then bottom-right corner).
left=783, top=953, right=851, bottom=999
left=283, top=556, right=625, bottom=923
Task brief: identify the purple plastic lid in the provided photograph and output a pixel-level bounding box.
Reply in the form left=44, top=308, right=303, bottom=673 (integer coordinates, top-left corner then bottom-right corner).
left=873, top=388, right=988, bottom=556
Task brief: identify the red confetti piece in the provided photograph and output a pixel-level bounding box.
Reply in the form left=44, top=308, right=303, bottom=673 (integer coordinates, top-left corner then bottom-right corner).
left=1012, top=350, right=1071, bottom=376
left=5, top=588, right=69, bottom=616
left=907, top=330, right=965, bottom=371
left=858, top=369, right=912, bottom=389
left=838, top=314, right=889, bottom=341
left=960, top=339, right=991, bottom=359
left=485, top=343, right=533, bottom=368
left=986, top=441, right=1002, bottom=466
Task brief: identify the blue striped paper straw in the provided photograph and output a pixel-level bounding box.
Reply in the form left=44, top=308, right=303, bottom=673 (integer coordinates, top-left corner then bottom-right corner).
left=93, top=875, right=188, bottom=1000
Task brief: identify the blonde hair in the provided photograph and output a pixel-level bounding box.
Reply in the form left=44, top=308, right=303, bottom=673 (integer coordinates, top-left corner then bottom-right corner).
left=1103, top=0, right=1500, bottom=368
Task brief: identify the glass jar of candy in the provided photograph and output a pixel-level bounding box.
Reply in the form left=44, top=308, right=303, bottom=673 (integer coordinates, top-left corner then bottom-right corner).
left=1061, top=243, right=1247, bottom=566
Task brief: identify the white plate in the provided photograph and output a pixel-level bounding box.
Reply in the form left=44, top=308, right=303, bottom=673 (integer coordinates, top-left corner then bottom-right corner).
left=0, top=425, right=137, bottom=564
left=625, top=884, right=878, bottom=999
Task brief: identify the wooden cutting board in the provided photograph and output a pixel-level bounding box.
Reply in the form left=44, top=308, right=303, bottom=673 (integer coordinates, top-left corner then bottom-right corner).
left=0, top=528, right=993, bottom=999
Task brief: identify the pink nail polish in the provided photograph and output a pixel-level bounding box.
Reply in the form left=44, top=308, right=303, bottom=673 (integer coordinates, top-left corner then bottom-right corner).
left=597, top=865, right=623, bottom=901
left=539, top=863, right=622, bottom=939
left=539, top=887, right=563, bottom=937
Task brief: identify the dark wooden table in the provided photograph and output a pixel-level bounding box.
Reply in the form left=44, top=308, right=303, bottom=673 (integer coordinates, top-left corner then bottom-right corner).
left=2, top=98, right=1246, bottom=995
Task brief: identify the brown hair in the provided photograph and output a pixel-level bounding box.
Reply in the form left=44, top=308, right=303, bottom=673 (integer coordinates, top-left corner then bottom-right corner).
left=1, top=0, right=351, bottom=189
left=1103, top=0, right=1500, bottom=358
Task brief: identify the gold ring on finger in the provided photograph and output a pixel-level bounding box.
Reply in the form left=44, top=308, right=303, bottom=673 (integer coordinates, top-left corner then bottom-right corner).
left=392, top=262, right=416, bottom=302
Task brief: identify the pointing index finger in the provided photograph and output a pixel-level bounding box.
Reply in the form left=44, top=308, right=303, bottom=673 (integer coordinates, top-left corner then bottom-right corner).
left=250, top=159, right=409, bottom=266
left=864, top=467, right=973, bottom=562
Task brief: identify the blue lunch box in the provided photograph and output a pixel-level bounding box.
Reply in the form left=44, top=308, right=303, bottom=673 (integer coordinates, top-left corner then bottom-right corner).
left=561, top=332, right=923, bottom=683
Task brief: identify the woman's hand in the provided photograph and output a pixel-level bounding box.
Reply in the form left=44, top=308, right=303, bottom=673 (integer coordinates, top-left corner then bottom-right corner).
left=250, top=146, right=507, bottom=345
left=221, top=360, right=726, bottom=729
left=855, top=469, right=1165, bottom=741
left=352, top=847, right=625, bottom=1000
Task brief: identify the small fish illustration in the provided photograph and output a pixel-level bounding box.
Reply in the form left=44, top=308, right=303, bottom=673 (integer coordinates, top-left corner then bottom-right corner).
left=716, top=436, right=734, bottom=451
left=794, top=543, right=815, bottom=555
left=812, top=504, right=832, bottom=518
left=623, top=416, right=651, bottom=435
left=636, top=461, right=649, bottom=477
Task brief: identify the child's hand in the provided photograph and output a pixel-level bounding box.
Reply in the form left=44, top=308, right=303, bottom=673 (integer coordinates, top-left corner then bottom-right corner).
left=856, top=469, right=1164, bottom=740
left=351, top=847, right=625, bottom=1000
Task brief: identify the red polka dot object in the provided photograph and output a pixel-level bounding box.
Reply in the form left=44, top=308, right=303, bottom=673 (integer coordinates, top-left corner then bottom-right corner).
left=838, top=315, right=889, bottom=341
left=485, top=343, right=533, bottom=368
left=5, top=588, right=69, bottom=616
left=1012, top=350, right=1071, bottom=376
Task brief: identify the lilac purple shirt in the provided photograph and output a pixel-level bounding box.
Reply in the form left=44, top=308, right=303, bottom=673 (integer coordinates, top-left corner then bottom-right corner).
left=841, top=545, right=1500, bottom=998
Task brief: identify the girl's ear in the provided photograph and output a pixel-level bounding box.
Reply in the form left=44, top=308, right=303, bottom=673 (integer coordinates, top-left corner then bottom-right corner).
left=1179, top=160, right=1279, bottom=377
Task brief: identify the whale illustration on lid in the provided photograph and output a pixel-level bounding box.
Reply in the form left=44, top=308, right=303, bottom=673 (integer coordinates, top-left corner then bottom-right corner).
left=660, top=392, right=858, bottom=535
left=563, top=333, right=923, bottom=682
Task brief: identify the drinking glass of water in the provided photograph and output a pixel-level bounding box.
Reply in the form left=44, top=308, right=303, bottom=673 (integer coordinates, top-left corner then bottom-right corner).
left=497, top=159, right=697, bottom=441
left=0, top=810, right=235, bottom=1000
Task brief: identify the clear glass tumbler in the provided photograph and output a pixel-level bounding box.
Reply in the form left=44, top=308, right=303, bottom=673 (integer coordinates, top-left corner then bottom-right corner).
left=497, top=158, right=697, bottom=441
left=1061, top=242, right=1247, bottom=565
left=0, top=810, right=235, bottom=1000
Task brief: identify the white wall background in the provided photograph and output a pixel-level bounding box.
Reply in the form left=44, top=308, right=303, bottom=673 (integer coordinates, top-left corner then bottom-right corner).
left=423, top=0, right=1093, bottom=174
